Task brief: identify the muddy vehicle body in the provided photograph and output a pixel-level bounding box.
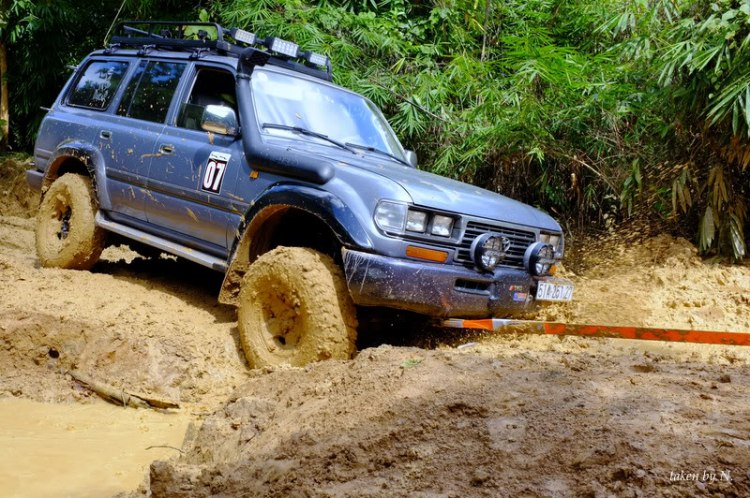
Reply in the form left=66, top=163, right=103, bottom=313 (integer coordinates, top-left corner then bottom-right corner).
left=27, top=21, right=571, bottom=367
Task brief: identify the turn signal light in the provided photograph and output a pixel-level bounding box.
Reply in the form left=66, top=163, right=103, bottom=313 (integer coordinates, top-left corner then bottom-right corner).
left=406, top=246, right=448, bottom=263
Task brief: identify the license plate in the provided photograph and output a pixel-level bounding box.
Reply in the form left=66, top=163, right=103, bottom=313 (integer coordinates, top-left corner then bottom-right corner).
left=536, top=282, right=574, bottom=302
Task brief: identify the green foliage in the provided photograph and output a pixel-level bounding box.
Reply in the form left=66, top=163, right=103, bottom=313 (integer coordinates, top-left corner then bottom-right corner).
left=2, top=0, right=749, bottom=260
left=0, top=0, right=197, bottom=146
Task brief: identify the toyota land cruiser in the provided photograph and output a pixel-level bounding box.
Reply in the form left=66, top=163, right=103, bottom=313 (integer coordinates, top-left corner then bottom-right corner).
left=27, top=21, right=572, bottom=368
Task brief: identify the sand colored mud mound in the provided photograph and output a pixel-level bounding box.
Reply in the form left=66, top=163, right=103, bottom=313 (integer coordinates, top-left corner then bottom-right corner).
left=0, top=216, right=249, bottom=408
left=148, top=346, right=749, bottom=497
left=0, top=156, right=39, bottom=218
left=2, top=170, right=750, bottom=497
left=544, top=234, right=750, bottom=333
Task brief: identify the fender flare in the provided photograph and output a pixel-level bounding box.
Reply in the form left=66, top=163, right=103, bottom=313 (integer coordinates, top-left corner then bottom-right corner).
left=218, top=183, right=374, bottom=305
left=44, top=141, right=112, bottom=210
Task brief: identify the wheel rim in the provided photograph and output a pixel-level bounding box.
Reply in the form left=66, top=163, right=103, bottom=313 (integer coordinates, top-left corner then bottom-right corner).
left=41, top=192, right=74, bottom=254
left=58, top=206, right=72, bottom=240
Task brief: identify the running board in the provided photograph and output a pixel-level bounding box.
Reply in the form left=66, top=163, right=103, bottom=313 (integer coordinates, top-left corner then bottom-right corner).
left=441, top=319, right=750, bottom=347
left=95, top=212, right=227, bottom=272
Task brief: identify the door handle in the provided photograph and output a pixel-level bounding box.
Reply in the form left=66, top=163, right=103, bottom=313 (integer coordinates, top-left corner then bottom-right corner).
left=159, top=144, right=174, bottom=155
left=100, top=130, right=112, bottom=139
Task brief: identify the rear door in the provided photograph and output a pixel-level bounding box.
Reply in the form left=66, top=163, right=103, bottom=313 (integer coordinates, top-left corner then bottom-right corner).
left=37, top=58, right=129, bottom=183
left=145, top=64, right=241, bottom=254
left=99, top=59, right=186, bottom=222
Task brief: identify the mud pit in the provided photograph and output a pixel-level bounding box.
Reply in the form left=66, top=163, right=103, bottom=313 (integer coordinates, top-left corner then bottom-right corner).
left=1, top=161, right=749, bottom=496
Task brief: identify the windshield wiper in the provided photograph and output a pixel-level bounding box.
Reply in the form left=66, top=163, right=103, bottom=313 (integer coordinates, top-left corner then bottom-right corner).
left=262, top=123, right=355, bottom=154
left=344, top=142, right=411, bottom=167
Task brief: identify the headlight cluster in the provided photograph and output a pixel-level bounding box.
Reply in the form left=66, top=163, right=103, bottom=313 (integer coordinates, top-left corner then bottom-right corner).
left=539, top=232, right=564, bottom=258
left=374, top=201, right=455, bottom=237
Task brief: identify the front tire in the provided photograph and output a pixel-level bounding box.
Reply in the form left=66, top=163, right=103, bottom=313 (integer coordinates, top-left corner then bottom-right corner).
left=238, top=246, right=358, bottom=368
left=35, top=173, right=106, bottom=270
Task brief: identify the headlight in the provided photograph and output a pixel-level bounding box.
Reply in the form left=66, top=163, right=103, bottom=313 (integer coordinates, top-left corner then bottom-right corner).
left=374, top=201, right=407, bottom=233
left=406, top=211, right=428, bottom=233
left=524, top=242, right=556, bottom=276
left=470, top=234, right=510, bottom=272
left=540, top=232, right=564, bottom=258
left=375, top=202, right=458, bottom=238
left=432, top=215, right=453, bottom=237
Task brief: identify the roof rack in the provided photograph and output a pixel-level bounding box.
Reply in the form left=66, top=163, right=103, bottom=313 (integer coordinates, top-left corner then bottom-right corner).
left=108, top=21, right=333, bottom=81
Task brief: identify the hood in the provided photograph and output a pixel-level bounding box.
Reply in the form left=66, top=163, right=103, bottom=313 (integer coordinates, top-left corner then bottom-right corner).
left=361, top=162, right=561, bottom=231
left=275, top=137, right=562, bottom=232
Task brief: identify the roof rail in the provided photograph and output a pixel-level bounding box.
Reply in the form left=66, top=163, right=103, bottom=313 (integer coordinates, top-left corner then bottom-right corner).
left=108, top=21, right=333, bottom=81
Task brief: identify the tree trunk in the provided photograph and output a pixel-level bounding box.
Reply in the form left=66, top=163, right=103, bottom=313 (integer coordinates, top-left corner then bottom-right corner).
left=480, top=0, right=492, bottom=62
left=0, top=42, right=8, bottom=151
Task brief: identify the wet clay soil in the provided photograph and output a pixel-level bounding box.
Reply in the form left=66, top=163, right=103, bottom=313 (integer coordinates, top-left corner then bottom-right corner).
left=1, top=159, right=749, bottom=497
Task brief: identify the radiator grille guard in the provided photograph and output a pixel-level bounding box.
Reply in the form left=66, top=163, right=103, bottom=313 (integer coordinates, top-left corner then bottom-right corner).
left=454, top=221, right=536, bottom=269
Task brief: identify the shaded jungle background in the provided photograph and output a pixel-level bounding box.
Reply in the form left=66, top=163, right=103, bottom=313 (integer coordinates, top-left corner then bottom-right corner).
left=1, top=0, right=749, bottom=259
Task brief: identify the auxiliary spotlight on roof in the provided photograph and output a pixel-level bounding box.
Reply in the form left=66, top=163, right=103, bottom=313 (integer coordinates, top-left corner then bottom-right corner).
left=264, top=36, right=300, bottom=58
left=229, top=28, right=256, bottom=46
left=303, top=51, right=329, bottom=67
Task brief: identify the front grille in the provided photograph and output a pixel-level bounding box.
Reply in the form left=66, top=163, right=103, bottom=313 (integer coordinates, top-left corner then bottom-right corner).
left=454, top=221, right=536, bottom=269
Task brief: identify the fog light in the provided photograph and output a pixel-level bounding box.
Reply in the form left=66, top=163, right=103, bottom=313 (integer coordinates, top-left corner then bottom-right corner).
left=524, top=242, right=556, bottom=276
left=470, top=234, right=510, bottom=272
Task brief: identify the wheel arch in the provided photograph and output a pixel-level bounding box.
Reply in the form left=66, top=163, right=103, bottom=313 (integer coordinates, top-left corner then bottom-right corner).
left=218, top=184, right=374, bottom=306
left=43, top=142, right=112, bottom=210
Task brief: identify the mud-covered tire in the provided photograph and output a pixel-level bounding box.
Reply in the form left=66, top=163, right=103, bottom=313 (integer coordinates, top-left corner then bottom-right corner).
left=35, top=173, right=106, bottom=270
left=238, top=246, right=358, bottom=368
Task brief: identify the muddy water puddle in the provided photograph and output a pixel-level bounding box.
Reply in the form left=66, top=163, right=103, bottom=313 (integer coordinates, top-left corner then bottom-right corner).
left=0, top=398, right=190, bottom=497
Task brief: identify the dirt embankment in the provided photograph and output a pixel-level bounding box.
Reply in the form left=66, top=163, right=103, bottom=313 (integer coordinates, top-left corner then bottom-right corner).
left=0, top=155, right=39, bottom=218
left=545, top=234, right=750, bottom=333
left=0, top=214, right=250, bottom=409
left=149, top=346, right=749, bottom=497
left=1, top=158, right=750, bottom=497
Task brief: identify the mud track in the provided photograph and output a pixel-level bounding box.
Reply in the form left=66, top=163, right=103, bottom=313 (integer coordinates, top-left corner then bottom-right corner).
left=1, top=162, right=750, bottom=496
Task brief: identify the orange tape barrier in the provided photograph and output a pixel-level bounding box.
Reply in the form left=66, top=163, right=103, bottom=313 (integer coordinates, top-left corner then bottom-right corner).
left=441, top=319, right=750, bottom=347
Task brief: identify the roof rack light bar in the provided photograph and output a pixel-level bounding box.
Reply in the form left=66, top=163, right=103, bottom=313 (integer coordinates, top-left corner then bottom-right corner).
left=109, top=21, right=332, bottom=80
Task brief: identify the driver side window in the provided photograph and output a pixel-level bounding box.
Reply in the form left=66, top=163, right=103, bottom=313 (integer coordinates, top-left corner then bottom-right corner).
left=176, top=68, right=238, bottom=132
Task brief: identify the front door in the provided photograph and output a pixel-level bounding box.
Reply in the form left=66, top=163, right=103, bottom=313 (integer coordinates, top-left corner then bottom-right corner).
left=145, top=65, right=242, bottom=254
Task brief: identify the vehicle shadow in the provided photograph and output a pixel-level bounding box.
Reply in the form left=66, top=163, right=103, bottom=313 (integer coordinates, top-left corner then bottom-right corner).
left=356, top=307, right=488, bottom=351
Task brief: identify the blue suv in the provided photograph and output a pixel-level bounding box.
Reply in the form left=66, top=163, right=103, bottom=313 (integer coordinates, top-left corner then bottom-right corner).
left=27, top=21, right=572, bottom=368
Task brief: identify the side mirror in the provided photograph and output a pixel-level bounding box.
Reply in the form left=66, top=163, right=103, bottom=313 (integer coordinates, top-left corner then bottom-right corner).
left=201, top=105, right=239, bottom=136
left=404, top=150, right=418, bottom=168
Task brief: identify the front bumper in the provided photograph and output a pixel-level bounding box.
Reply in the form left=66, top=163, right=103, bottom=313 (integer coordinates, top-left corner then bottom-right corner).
left=342, top=249, right=541, bottom=318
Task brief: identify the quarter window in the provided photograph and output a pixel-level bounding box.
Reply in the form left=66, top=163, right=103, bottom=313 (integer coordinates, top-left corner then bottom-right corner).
left=117, top=61, right=186, bottom=123
left=68, top=61, right=129, bottom=110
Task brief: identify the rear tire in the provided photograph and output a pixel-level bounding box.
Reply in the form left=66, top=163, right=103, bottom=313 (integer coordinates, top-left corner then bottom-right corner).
left=237, top=246, right=358, bottom=368
left=35, top=173, right=106, bottom=270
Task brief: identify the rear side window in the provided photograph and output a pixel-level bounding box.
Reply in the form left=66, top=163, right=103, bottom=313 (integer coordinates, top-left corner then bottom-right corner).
left=68, top=61, right=129, bottom=110
left=117, top=61, right=186, bottom=123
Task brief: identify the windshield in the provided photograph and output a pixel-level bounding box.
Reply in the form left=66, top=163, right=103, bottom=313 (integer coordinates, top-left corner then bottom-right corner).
left=251, top=69, right=405, bottom=160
